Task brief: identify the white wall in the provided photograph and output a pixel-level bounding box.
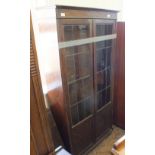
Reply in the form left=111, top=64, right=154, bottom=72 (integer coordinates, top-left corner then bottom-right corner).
left=54, top=0, right=122, bottom=10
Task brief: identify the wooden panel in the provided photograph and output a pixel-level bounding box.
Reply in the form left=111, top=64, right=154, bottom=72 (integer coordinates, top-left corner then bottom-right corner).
left=71, top=117, right=94, bottom=155
left=56, top=6, right=117, bottom=19
left=95, top=104, right=112, bottom=139
left=47, top=109, right=64, bottom=149
left=30, top=128, right=38, bottom=155
left=30, top=15, right=55, bottom=155
left=113, top=22, right=125, bottom=129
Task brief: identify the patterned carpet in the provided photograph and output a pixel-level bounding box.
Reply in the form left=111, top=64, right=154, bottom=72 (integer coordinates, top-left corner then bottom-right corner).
left=88, top=125, right=125, bottom=155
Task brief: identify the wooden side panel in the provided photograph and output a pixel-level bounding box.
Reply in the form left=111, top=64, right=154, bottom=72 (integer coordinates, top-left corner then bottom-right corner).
left=113, top=22, right=125, bottom=129
left=30, top=16, right=55, bottom=155
left=30, top=128, right=38, bottom=155
left=47, top=109, right=64, bottom=149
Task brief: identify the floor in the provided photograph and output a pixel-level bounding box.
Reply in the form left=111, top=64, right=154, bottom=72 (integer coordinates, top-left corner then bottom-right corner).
left=88, top=125, right=125, bottom=155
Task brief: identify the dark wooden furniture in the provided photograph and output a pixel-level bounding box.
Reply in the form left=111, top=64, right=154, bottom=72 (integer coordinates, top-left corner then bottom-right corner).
left=47, top=109, right=64, bottom=149
left=30, top=16, right=55, bottom=155
left=113, top=22, right=125, bottom=129
left=47, top=6, right=117, bottom=155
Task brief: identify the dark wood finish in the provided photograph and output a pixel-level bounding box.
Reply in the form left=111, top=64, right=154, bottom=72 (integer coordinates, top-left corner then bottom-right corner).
left=95, top=103, right=112, bottom=139
left=47, top=7, right=117, bottom=155
left=93, top=19, right=116, bottom=140
left=55, top=18, right=95, bottom=154
left=113, top=22, right=125, bottom=129
left=47, top=109, right=64, bottom=149
left=30, top=16, right=55, bottom=155
left=56, top=6, right=117, bottom=19
left=71, top=116, right=94, bottom=155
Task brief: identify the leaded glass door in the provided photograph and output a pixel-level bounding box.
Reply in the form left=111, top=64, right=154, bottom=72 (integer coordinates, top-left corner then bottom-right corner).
left=57, top=19, right=94, bottom=154
left=93, top=19, right=116, bottom=139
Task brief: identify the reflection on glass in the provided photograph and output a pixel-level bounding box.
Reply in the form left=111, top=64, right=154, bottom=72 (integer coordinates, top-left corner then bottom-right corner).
left=64, top=25, right=89, bottom=41
left=71, top=97, right=92, bottom=125
left=105, top=24, right=113, bottom=35
left=64, top=44, right=92, bottom=82
left=71, top=105, right=79, bottom=125
left=96, top=41, right=106, bottom=49
left=66, top=55, right=75, bottom=81
left=106, top=40, right=112, bottom=47
left=96, top=25, right=105, bottom=36
left=106, top=47, right=111, bottom=67
left=85, top=98, right=92, bottom=117
left=78, top=49, right=91, bottom=78
left=97, top=48, right=106, bottom=71
left=69, top=77, right=92, bottom=106
left=97, top=71, right=106, bottom=91
left=69, top=82, right=78, bottom=105
left=95, top=23, right=113, bottom=110
left=78, top=101, right=85, bottom=121
left=81, top=78, right=91, bottom=99
left=106, top=87, right=111, bottom=103
left=106, top=69, right=111, bottom=86
left=97, top=90, right=106, bottom=109
left=78, top=97, right=92, bottom=121
left=96, top=24, right=113, bottom=36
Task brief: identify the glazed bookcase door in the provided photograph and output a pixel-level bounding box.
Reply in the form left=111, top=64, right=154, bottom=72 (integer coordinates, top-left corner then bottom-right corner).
left=57, top=19, right=94, bottom=154
left=58, top=19, right=94, bottom=125
left=93, top=19, right=116, bottom=139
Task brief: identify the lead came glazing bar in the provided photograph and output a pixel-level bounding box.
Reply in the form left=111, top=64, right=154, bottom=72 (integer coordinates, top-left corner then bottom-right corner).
left=58, top=34, right=117, bottom=49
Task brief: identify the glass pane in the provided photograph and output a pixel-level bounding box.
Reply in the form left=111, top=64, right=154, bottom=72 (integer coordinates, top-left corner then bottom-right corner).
left=78, top=101, right=85, bottom=121
left=105, top=24, right=113, bottom=35
left=96, top=48, right=106, bottom=71
left=97, top=71, right=106, bottom=91
left=106, top=47, right=112, bottom=67
left=69, top=82, right=79, bottom=105
left=106, top=40, right=112, bottom=47
left=69, top=77, right=92, bottom=105
left=96, top=25, right=105, bottom=36
left=85, top=98, right=92, bottom=117
left=65, top=55, right=76, bottom=81
left=80, top=77, right=92, bottom=100
left=96, top=24, right=113, bottom=36
left=97, top=90, right=106, bottom=109
left=78, top=97, right=92, bottom=121
left=64, top=25, right=89, bottom=41
left=106, top=87, right=111, bottom=103
left=64, top=47, right=75, bottom=56
left=106, top=68, right=111, bottom=86
left=78, top=46, right=91, bottom=78
left=71, top=105, right=79, bottom=125
left=96, top=41, right=106, bottom=50
left=64, top=45, right=92, bottom=82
